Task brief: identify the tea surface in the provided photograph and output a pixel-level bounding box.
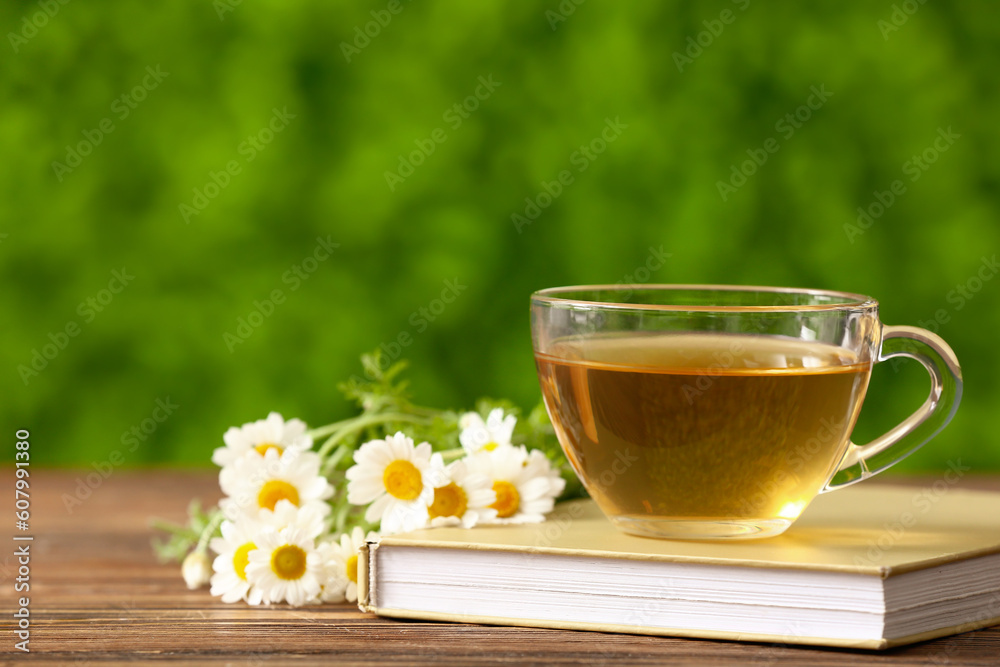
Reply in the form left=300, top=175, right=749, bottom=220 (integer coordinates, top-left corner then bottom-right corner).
left=535, top=333, right=871, bottom=528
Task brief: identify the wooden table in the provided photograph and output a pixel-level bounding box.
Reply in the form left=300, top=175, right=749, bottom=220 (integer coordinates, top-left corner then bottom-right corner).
left=4, top=470, right=999, bottom=666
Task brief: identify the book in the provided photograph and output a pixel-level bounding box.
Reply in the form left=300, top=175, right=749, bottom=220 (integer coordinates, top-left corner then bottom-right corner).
left=358, top=482, right=1000, bottom=649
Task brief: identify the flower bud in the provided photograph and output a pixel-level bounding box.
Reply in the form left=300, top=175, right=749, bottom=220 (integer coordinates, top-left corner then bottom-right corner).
left=182, top=550, right=212, bottom=590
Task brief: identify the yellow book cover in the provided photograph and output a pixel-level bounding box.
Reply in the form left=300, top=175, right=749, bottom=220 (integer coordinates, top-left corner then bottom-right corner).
left=359, top=482, right=1000, bottom=649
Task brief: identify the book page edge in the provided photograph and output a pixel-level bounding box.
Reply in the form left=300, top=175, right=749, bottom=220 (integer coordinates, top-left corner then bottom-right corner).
left=358, top=606, right=892, bottom=650
left=883, top=615, right=1000, bottom=649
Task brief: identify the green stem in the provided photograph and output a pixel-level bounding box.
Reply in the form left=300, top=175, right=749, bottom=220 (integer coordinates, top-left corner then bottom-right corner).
left=306, top=416, right=356, bottom=440
left=315, top=412, right=430, bottom=461
left=321, top=441, right=352, bottom=476
left=149, top=518, right=199, bottom=541
left=438, top=447, right=467, bottom=461
left=406, top=405, right=440, bottom=418
left=333, top=501, right=351, bottom=535
left=195, top=509, right=224, bottom=554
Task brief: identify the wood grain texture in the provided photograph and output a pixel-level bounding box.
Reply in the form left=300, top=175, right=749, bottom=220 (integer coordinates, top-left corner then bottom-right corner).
left=2, top=469, right=999, bottom=666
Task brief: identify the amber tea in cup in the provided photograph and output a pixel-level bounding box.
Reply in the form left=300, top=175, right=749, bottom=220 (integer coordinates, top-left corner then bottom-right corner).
left=531, top=286, right=962, bottom=539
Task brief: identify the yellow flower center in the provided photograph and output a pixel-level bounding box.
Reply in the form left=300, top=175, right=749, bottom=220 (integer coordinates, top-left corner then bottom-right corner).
left=428, top=482, right=468, bottom=519
left=483, top=441, right=499, bottom=452
left=383, top=460, right=423, bottom=500
left=254, top=442, right=284, bottom=457
left=491, top=481, right=520, bottom=518
left=257, top=480, right=300, bottom=511
left=270, top=544, right=307, bottom=580
left=346, top=554, right=359, bottom=584
left=233, top=541, right=256, bottom=581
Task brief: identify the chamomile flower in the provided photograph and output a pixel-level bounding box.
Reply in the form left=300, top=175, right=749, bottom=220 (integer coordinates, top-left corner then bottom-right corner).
left=345, top=432, right=433, bottom=534
left=525, top=448, right=566, bottom=501
left=210, top=514, right=266, bottom=604
left=467, top=445, right=565, bottom=524
left=458, top=411, right=482, bottom=431
left=426, top=454, right=497, bottom=528
left=245, top=526, right=324, bottom=606
left=213, top=412, right=313, bottom=470
left=318, top=526, right=379, bottom=603
left=260, top=498, right=329, bottom=540
left=459, top=408, right=517, bottom=454
left=220, top=448, right=333, bottom=521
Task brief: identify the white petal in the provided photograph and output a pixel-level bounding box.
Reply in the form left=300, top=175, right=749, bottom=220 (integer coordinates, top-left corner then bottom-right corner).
left=364, top=493, right=392, bottom=524
left=413, top=441, right=433, bottom=464
left=246, top=586, right=264, bottom=605
left=348, top=476, right=384, bottom=505
left=519, top=495, right=556, bottom=517
left=519, top=477, right=553, bottom=502
left=549, top=475, right=566, bottom=496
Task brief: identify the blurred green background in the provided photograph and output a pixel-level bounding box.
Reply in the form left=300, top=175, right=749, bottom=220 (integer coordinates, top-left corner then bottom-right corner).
left=2, top=1, right=998, bottom=471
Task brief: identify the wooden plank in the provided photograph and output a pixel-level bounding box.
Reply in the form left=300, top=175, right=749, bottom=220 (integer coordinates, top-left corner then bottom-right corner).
left=3, top=469, right=999, bottom=665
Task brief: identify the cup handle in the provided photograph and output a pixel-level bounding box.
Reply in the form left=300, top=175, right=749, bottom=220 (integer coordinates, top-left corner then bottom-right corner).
left=822, top=325, right=963, bottom=491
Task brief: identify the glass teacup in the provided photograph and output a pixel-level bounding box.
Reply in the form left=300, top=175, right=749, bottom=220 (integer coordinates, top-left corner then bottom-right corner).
left=531, top=285, right=962, bottom=539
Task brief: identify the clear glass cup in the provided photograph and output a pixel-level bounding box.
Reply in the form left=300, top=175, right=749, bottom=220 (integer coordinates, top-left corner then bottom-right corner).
left=531, top=285, right=962, bottom=539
